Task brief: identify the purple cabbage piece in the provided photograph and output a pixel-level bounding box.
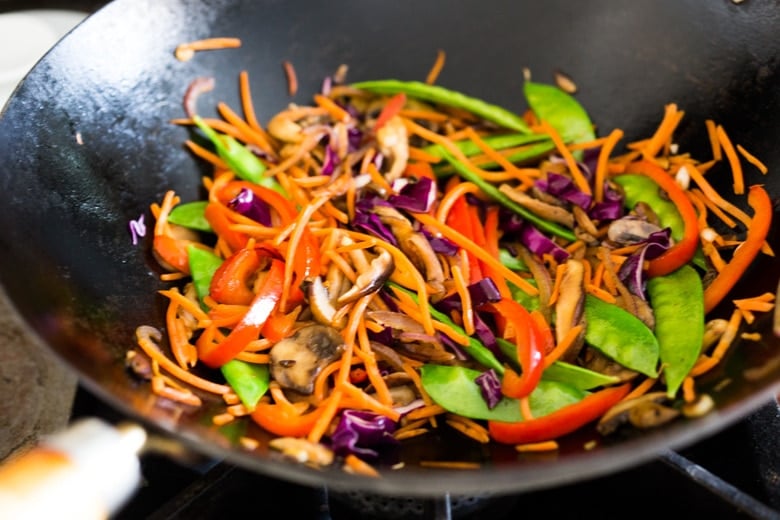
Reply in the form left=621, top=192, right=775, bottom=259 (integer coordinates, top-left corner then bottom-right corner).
left=347, top=127, right=363, bottom=152
left=589, top=200, right=624, bottom=221
left=331, top=410, right=399, bottom=462
left=472, top=312, right=499, bottom=353
left=537, top=172, right=592, bottom=209
left=387, top=177, right=436, bottom=213
left=228, top=187, right=271, bottom=226
left=519, top=223, right=570, bottom=263
left=353, top=197, right=398, bottom=246
left=618, top=228, right=671, bottom=299
left=435, top=278, right=502, bottom=314
left=475, top=369, right=502, bottom=410
left=367, top=325, right=394, bottom=347
left=421, top=229, right=459, bottom=256
left=322, top=145, right=340, bottom=175
left=438, top=332, right=469, bottom=360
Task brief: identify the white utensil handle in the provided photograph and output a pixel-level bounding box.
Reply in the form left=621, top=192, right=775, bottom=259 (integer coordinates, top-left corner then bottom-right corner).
left=0, top=418, right=146, bottom=520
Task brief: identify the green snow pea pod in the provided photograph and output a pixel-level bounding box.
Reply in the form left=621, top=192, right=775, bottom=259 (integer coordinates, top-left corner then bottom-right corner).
left=168, top=201, right=212, bottom=232
left=187, top=245, right=222, bottom=308
left=351, top=79, right=531, bottom=133
left=420, top=364, right=586, bottom=422
left=388, top=282, right=504, bottom=374
left=495, top=337, right=618, bottom=390
left=647, top=264, right=704, bottom=397
left=524, top=81, right=595, bottom=145
left=423, top=132, right=551, bottom=159
left=192, top=116, right=286, bottom=196
left=583, top=294, right=660, bottom=377
left=220, top=359, right=269, bottom=409
left=499, top=248, right=528, bottom=272
left=437, top=148, right=578, bottom=242
left=433, top=141, right=556, bottom=177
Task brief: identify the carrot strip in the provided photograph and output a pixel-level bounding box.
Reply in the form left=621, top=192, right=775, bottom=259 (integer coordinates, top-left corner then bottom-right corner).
left=408, top=147, right=444, bottom=163
left=425, top=49, right=447, bottom=85
left=593, top=129, right=624, bottom=202
left=344, top=454, right=380, bottom=477
left=622, top=378, right=657, bottom=401
left=217, top=102, right=275, bottom=155
left=715, top=125, right=744, bottom=195
left=175, top=37, right=241, bottom=62
left=185, top=140, right=229, bottom=169
left=543, top=324, right=584, bottom=368
left=642, top=103, right=683, bottom=159
left=548, top=263, right=567, bottom=306
left=282, top=60, right=298, bottom=96
left=515, top=440, right=560, bottom=452
left=314, top=93, right=351, bottom=122
left=705, top=119, right=722, bottom=161
left=539, top=120, right=591, bottom=195
left=413, top=212, right=538, bottom=296
left=435, top=181, right=481, bottom=223
left=736, top=144, right=768, bottom=174
left=451, top=264, right=475, bottom=336
left=462, top=127, right=536, bottom=187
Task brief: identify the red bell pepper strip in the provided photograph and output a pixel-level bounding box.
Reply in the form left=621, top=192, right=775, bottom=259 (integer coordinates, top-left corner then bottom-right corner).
left=374, top=92, right=406, bottom=132
left=260, top=308, right=298, bottom=343
left=489, top=383, right=631, bottom=444
left=199, top=259, right=285, bottom=368
left=153, top=234, right=195, bottom=274
left=209, top=247, right=264, bottom=305
left=204, top=202, right=249, bottom=252
left=250, top=402, right=325, bottom=438
left=446, top=196, right=483, bottom=282
left=703, top=185, right=772, bottom=313
left=490, top=298, right=544, bottom=399
left=624, top=160, right=699, bottom=277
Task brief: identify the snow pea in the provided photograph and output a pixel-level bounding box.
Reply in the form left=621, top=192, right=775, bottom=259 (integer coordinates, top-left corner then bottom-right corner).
left=524, top=81, right=595, bottom=145
left=583, top=294, right=660, bottom=377
left=220, top=359, right=269, bottom=409
left=499, top=248, right=528, bottom=272
left=388, top=282, right=504, bottom=374
left=168, top=200, right=212, bottom=232
left=192, top=115, right=286, bottom=196
left=433, top=141, right=556, bottom=178
left=420, top=364, right=586, bottom=422
left=495, top=337, right=618, bottom=390
left=423, top=132, right=550, bottom=159
left=437, top=147, right=578, bottom=242
left=646, top=264, right=704, bottom=397
left=186, top=245, right=222, bottom=308
left=351, top=79, right=531, bottom=133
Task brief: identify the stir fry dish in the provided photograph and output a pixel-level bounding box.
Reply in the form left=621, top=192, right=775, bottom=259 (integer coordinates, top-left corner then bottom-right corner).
left=133, top=47, right=775, bottom=474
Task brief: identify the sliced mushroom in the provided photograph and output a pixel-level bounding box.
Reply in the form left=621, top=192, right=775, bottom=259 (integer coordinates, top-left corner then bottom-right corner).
left=554, top=259, right=586, bottom=362
left=376, top=116, right=409, bottom=183
left=607, top=216, right=664, bottom=245
left=499, top=184, right=575, bottom=228
left=338, top=249, right=395, bottom=304
left=702, top=319, right=729, bottom=353
left=368, top=310, right=426, bottom=334
left=307, top=276, right=346, bottom=329
left=369, top=341, right=405, bottom=372
left=372, top=205, right=446, bottom=298
left=597, top=392, right=679, bottom=435
left=270, top=324, right=344, bottom=394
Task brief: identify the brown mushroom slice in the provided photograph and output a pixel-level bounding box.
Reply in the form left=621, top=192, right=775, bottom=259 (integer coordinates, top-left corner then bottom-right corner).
left=369, top=341, right=405, bottom=372
left=498, top=184, right=575, bottom=228
left=376, top=115, right=409, bottom=183
left=597, top=391, right=678, bottom=435
left=337, top=249, right=395, bottom=304
left=554, top=258, right=586, bottom=362
left=607, top=216, right=664, bottom=245
left=270, top=324, right=344, bottom=394
left=307, top=276, right=346, bottom=329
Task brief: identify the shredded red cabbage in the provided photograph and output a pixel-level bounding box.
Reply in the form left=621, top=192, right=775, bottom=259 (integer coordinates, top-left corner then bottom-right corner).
left=589, top=199, right=624, bottom=221
left=353, top=198, right=398, bottom=246
left=475, top=369, right=502, bottom=410
left=331, top=410, right=399, bottom=462
left=435, top=278, right=502, bottom=314
left=618, top=228, right=671, bottom=299
left=228, top=187, right=272, bottom=226
left=519, top=223, right=570, bottom=263
left=536, top=172, right=592, bottom=209
left=321, top=145, right=339, bottom=175
left=387, top=177, right=436, bottom=212
left=421, top=229, right=459, bottom=256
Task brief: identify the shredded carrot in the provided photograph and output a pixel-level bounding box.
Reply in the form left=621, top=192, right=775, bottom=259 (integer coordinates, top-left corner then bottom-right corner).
left=548, top=263, right=568, bottom=306
left=683, top=163, right=752, bottom=227
left=344, top=454, right=380, bottom=477
left=314, top=93, right=351, bottom=122
left=184, top=140, right=228, bottom=169
left=715, top=125, right=744, bottom=195
left=689, top=188, right=736, bottom=228
left=586, top=285, right=618, bottom=304
left=705, top=119, right=722, bottom=161
left=419, top=461, right=481, bottom=470
left=408, top=147, right=444, bottom=163
left=217, top=102, right=275, bottom=155
left=736, top=143, right=768, bottom=174
left=543, top=324, right=584, bottom=368
left=539, top=120, right=591, bottom=195
left=622, top=378, right=657, bottom=402
left=366, top=162, right=394, bottom=194
left=435, top=181, right=481, bottom=223
left=425, top=49, right=447, bottom=85
left=174, top=37, right=241, bottom=62
left=463, top=127, right=536, bottom=187
left=445, top=416, right=490, bottom=444
left=515, top=440, right=560, bottom=452
left=593, top=128, right=624, bottom=202
left=519, top=397, right=534, bottom=421
left=282, top=60, right=298, bottom=96
left=451, top=264, right=475, bottom=336
left=642, top=103, right=684, bottom=159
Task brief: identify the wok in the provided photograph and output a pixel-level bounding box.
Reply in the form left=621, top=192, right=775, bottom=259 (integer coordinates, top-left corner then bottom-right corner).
left=1, top=0, right=780, bottom=501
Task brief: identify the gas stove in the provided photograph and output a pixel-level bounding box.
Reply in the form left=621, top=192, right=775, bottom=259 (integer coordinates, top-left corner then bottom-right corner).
left=71, top=386, right=780, bottom=519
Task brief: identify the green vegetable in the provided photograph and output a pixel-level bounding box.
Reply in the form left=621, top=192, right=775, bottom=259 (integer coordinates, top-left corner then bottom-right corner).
left=584, top=294, right=660, bottom=377
left=220, top=359, right=270, bottom=409
left=389, top=283, right=504, bottom=374
left=420, top=364, right=586, bottom=422
left=499, top=248, right=528, bottom=272
left=541, top=361, right=621, bottom=390
left=192, top=115, right=286, bottom=196
left=423, top=132, right=550, bottom=158
left=508, top=280, right=540, bottom=313
left=168, top=201, right=212, bottom=232
left=187, top=245, right=222, bottom=308
left=647, top=265, right=704, bottom=397
left=524, top=81, right=595, bottom=144
left=437, top=147, right=577, bottom=242
left=351, top=79, right=531, bottom=133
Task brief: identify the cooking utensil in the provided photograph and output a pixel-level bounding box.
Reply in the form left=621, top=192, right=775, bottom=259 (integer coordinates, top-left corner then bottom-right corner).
left=0, top=0, right=779, bottom=507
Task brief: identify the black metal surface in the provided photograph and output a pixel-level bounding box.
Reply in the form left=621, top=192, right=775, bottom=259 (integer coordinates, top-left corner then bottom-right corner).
left=1, top=0, right=780, bottom=496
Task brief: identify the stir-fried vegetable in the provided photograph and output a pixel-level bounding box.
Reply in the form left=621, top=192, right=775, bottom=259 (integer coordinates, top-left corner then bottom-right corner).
left=136, top=49, right=776, bottom=474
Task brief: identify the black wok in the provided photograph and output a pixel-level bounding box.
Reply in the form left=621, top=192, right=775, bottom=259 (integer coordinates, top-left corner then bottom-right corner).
left=0, top=0, right=779, bottom=497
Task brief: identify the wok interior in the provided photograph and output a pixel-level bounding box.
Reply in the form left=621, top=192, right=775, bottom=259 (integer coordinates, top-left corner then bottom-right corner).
left=0, top=0, right=779, bottom=495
